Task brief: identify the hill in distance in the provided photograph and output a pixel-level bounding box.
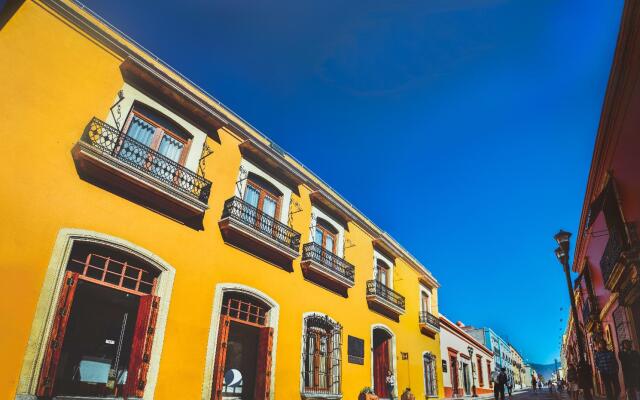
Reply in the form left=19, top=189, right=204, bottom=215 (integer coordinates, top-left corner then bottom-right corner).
left=530, top=363, right=559, bottom=381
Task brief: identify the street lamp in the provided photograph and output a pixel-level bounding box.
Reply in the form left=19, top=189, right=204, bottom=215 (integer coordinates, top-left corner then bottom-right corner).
left=553, top=229, right=593, bottom=400
left=468, top=346, right=478, bottom=397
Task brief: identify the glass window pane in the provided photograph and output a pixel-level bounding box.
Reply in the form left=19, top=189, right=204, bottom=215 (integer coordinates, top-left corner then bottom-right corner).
left=127, top=116, right=155, bottom=146
left=325, top=235, right=334, bottom=252
left=157, top=135, right=184, bottom=162
left=262, top=196, right=277, bottom=217
left=314, top=228, right=323, bottom=245
left=244, top=186, right=260, bottom=207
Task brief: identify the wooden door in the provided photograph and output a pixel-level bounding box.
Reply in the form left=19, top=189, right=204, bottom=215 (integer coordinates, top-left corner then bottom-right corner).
left=373, top=338, right=390, bottom=398
left=36, top=271, right=80, bottom=397
left=123, top=295, right=160, bottom=398
left=211, top=315, right=231, bottom=400
left=450, top=356, right=459, bottom=395
left=254, top=327, right=274, bottom=400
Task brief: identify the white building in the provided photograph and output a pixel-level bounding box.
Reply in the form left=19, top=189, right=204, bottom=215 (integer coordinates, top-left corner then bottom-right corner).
left=440, top=317, right=495, bottom=397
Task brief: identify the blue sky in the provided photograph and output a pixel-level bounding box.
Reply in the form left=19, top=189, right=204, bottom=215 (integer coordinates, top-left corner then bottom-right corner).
left=79, top=0, right=623, bottom=363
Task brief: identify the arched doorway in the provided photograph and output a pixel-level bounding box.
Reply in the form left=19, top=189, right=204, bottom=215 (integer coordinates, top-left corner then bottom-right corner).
left=211, top=290, right=275, bottom=400
left=36, top=240, right=163, bottom=399
left=372, top=327, right=394, bottom=399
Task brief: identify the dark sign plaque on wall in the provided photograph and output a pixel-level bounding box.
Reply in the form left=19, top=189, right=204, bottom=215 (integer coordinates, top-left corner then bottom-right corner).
left=348, top=335, right=365, bottom=365
left=442, top=359, right=448, bottom=372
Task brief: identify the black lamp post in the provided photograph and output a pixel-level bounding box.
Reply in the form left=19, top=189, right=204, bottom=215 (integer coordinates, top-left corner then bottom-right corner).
left=554, top=229, right=593, bottom=400
left=468, top=346, right=478, bottom=397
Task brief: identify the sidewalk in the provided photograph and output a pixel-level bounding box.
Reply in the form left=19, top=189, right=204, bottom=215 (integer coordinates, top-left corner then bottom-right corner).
left=442, top=389, right=530, bottom=400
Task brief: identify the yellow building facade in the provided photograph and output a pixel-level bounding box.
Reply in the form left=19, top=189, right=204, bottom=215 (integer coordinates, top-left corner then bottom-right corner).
left=0, top=1, right=443, bottom=399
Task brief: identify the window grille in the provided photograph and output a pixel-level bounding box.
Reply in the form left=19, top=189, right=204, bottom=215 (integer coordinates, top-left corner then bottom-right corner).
left=424, top=352, right=438, bottom=397
left=301, top=314, right=342, bottom=396
left=67, top=253, right=157, bottom=296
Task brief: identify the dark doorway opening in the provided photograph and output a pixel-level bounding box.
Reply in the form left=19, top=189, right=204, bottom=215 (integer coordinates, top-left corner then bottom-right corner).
left=54, top=280, right=139, bottom=397
left=222, top=322, right=260, bottom=399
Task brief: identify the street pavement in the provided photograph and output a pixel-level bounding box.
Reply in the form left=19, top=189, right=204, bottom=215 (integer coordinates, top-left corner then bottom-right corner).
left=444, top=389, right=571, bottom=400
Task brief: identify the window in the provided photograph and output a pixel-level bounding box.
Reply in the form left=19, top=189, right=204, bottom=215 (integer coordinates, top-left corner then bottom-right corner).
left=314, top=218, right=338, bottom=254
left=36, top=243, right=161, bottom=399
left=421, top=291, right=431, bottom=313
left=477, top=356, right=484, bottom=386
left=424, top=352, right=438, bottom=397
left=244, top=175, right=282, bottom=219
left=375, top=259, right=391, bottom=287
left=302, top=315, right=342, bottom=396
left=121, top=103, right=192, bottom=170
left=241, top=174, right=284, bottom=233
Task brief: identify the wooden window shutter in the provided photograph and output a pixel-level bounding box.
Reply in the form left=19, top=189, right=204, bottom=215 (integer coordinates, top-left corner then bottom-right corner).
left=253, top=327, right=274, bottom=400
left=124, top=294, right=160, bottom=399
left=211, top=315, right=231, bottom=400
left=36, top=271, right=79, bottom=397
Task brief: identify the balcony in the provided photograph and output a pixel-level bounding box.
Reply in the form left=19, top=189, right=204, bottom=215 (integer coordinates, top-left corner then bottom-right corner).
left=218, top=196, right=301, bottom=268
left=301, top=242, right=355, bottom=294
left=602, top=228, right=626, bottom=290
left=72, top=118, right=211, bottom=223
left=366, top=280, right=405, bottom=317
left=581, top=298, right=599, bottom=332
left=419, top=311, right=440, bottom=336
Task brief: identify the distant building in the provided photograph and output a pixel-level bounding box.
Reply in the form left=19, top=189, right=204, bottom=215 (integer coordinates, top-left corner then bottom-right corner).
left=440, top=318, right=495, bottom=397
left=464, top=327, right=515, bottom=385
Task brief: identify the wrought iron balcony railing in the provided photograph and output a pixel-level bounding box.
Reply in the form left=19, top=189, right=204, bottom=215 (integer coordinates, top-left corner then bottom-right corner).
left=221, top=196, right=301, bottom=251
left=601, top=228, right=625, bottom=284
left=301, top=242, right=355, bottom=284
left=419, top=311, right=440, bottom=330
left=81, top=118, right=212, bottom=204
left=366, top=280, right=405, bottom=311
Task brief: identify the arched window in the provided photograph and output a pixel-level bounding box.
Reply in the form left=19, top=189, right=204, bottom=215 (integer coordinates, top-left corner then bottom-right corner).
left=302, top=314, right=342, bottom=395
left=313, top=217, right=339, bottom=254
left=423, top=352, right=438, bottom=396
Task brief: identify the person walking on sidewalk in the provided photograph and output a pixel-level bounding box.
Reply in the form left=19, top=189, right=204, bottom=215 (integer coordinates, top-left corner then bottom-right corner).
left=386, top=370, right=396, bottom=400
left=567, top=363, right=579, bottom=400
left=532, top=375, right=538, bottom=393
left=619, top=339, right=640, bottom=400
left=493, top=367, right=508, bottom=400
left=595, top=340, right=621, bottom=400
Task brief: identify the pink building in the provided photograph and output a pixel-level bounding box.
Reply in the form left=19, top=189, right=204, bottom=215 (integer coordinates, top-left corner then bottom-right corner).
left=563, top=1, right=640, bottom=397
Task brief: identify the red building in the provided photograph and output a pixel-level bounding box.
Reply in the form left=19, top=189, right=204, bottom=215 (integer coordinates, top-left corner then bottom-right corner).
left=563, top=0, right=640, bottom=396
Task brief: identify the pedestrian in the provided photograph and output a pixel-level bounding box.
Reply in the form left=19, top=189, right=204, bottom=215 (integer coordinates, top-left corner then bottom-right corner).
left=493, top=367, right=508, bottom=400
left=401, top=387, right=416, bottom=400
left=594, top=340, right=621, bottom=400
left=567, top=362, right=579, bottom=400
left=619, top=339, right=640, bottom=400
left=507, top=377, right=513, bottom=398
left=532, top=375, right=538, bottom=393
left=548, top=379, right=554, bottom=393
left=386, top=370, right=396, bottom=400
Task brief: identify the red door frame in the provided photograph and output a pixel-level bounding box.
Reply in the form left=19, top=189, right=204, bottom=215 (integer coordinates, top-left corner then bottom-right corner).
left=36, top=269, right=159, bottom=399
